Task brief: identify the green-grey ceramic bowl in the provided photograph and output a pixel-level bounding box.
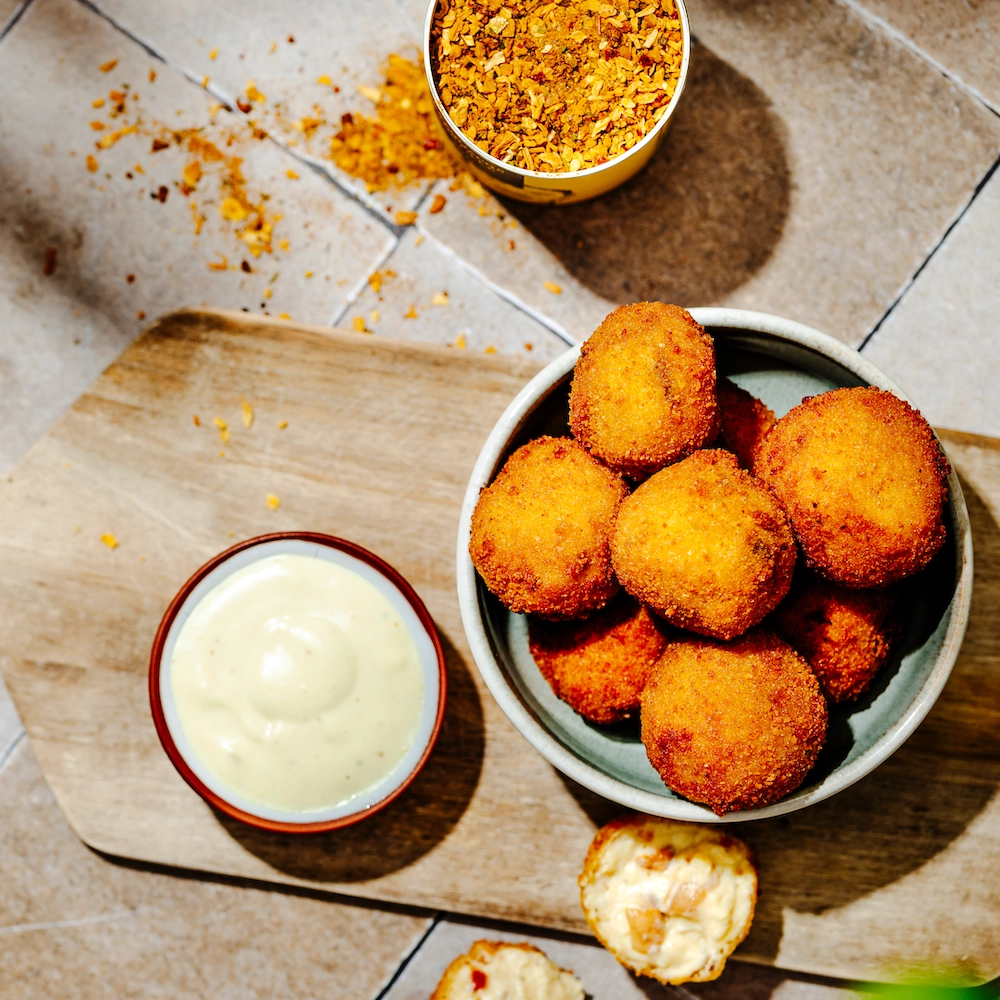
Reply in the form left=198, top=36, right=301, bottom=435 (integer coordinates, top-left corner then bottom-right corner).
left=456, top=308, right=973, bottom=822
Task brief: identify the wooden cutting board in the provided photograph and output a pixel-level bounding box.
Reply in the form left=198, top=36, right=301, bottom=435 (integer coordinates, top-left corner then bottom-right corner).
left=2, top=309, right=999, bottom=986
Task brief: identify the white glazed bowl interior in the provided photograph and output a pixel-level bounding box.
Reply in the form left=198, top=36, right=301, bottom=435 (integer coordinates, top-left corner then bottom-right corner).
left=159, top=537, right=442, bottom=826
left=456, top=307, right=972, bottom=823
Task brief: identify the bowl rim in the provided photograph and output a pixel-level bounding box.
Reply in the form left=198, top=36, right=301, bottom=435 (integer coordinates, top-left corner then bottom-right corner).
left=456, top=306, right=974, bottom=823
left=149, top=531, right=448, bottom=834
left=422, top=0, right=692, bottom=182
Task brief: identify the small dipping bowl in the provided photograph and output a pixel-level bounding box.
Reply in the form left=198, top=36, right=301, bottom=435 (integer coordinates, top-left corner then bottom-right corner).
left=423, top=0, right=691, bottom=204
left=150, top=532, right=446, bottom=833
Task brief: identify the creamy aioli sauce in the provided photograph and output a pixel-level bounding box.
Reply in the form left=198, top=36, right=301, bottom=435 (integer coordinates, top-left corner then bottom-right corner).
left=170, top=553, right=425, bottom=813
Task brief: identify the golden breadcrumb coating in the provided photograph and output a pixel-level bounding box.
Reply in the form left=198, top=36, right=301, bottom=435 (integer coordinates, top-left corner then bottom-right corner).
left=715, top=377, right=776, bottom=470
left=640, top=630, right=828, bottom=814
left=611, top=449, right=796, bottom=640
left=529, top=595, right=668, bottom=724
left=470, top=436, right=629, bottom=619
left=772, top=572, right=902, bottom=702
left=430, top=939, right=584, bottom=1000
left=579, top=814, right=757, bottom=984
left=754, top=387, right=949, bottom=588
left=569, top=303, right=718, bottom=480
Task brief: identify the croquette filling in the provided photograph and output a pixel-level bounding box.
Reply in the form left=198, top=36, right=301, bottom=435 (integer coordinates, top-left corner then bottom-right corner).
left=452, top=947, right=584, bottom=1000
left=584, top=831, right=756, bottom=983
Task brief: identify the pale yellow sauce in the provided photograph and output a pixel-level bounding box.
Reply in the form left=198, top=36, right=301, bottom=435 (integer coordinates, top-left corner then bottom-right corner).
left=170, top=553, right=425, bottom=813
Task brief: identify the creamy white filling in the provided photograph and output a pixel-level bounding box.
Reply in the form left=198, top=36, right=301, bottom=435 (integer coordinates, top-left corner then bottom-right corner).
left=583, top=828, right=756, bottom=982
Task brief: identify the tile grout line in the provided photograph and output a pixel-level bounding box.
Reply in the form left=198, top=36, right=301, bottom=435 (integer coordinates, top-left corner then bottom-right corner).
left=416, top=227, right=577, bottom=346
left=0, top=906, right=142, bottom=937
left=858, top=150, right=1000, bottom=353
left=329, top=237, right=401, bottom=328
left=0, top=728, right=25, bottom=776
left=0, top=0, right=35, bottom=43
left=371, top=913, right=442, bottom=1000
left=836, top=0, right=1000, bottom=117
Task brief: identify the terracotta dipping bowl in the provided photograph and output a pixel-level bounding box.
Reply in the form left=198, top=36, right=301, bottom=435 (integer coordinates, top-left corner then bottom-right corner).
left=456, top=308, right=973, bottom=823
left=150, top=532, right=447, bottom=833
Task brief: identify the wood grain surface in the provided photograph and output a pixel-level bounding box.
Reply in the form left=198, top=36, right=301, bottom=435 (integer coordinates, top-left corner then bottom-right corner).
left=1, top=310, right=998, bottom=985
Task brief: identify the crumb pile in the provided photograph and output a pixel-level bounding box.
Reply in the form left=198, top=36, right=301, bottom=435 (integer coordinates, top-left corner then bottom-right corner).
left=329, top=54, right=457, bottom=191
left=430, top=0, right=684, bottom=172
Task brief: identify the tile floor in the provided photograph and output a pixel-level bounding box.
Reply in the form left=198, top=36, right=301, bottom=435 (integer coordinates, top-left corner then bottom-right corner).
left=0, top=0, right=998, bottom=995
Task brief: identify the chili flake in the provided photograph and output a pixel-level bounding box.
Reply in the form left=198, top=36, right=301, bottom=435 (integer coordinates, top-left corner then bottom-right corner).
left=430, top=0, right=684, bottom=172
left=329, top=54, right=456, bottom=191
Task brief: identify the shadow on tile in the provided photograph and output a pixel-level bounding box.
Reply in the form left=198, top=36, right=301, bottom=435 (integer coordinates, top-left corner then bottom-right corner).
left=501, top=40, right=790, bottom=307
left=217, top=628, right=485, bottom=881
left=670, top=958, right=847, bottom=999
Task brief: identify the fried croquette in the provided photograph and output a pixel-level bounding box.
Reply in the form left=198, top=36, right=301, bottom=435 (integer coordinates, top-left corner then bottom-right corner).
left=529, top=595, right=668, bottom=724
left=579, top=814, right=757, bottom=984
left=611, top=449, right=796, bottom=640
left=569, top=303, right=718, bottom=480
left=754, top=386, right=949, bottom=588
left=430, top=940, right=585, bottom=1000
left=716, top=377, right=776, bottom=470
left=640, top=630, right=828, bottom=814
left=772, top=572, right=902, bottom=702
left=470, top=436, right=629, bottom=619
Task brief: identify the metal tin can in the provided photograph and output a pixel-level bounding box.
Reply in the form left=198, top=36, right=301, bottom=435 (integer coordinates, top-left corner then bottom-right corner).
left=423, top=0, right=691, bottom=205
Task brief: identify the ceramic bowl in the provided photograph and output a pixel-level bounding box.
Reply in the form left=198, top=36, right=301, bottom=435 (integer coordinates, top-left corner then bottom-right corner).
left=150, top=532, right=446, bottom=833
left=456, top=307, right=973, bottom=822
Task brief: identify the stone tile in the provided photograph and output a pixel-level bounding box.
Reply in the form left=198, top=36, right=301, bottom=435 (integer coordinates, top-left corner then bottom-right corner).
left=674, top=0, right=1000, bottom=346
left=0, top=676, right=24, bottom=768
left=847, top=0, right=1000, bottom=111
left=418, top=179, right=614, bottom=344
left=347, top=225, right=568, bottom=362
left=770, top=985, right=857, bottom=1000
left=0, top=0, right=392, bottom=473
left=90, top=0, right=433, bottom=210
left=682, top=961, right=855, bottom=1000
left=862, top=167, right=1000, bottom=438
left=0, top=738, right=432, bottom=1000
